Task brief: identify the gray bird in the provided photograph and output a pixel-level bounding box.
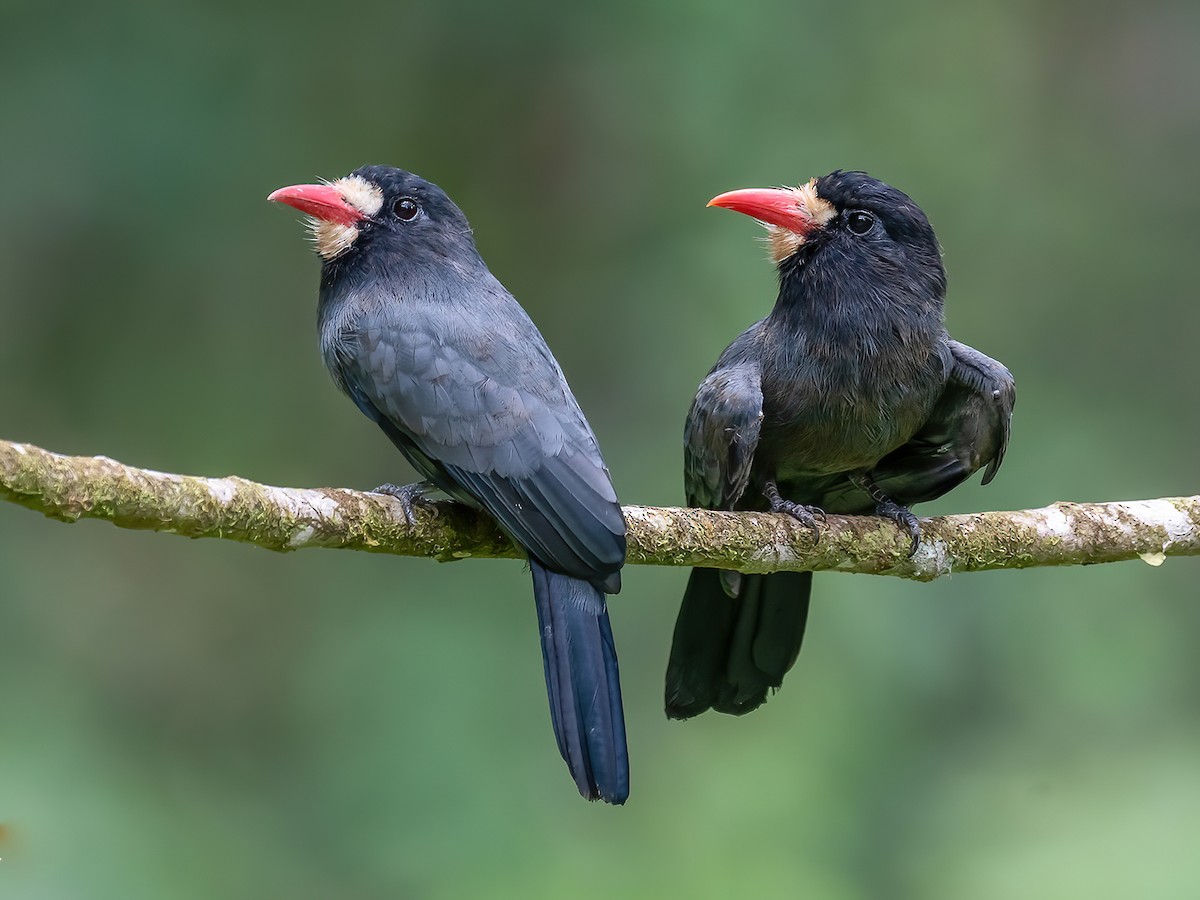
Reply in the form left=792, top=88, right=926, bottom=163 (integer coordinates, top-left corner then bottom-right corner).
left=270, top=166, right=629, bottom=803
left=666, top=171, right=1015, bottom=720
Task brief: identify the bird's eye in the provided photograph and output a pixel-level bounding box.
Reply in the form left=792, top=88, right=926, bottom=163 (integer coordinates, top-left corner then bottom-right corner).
left=847, top=210, right=875, bottom=235
left=393, top=198, right=421, bottom=221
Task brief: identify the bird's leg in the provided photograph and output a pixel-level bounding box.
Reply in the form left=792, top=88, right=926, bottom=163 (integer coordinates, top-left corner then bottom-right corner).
left=762, top=480, right=824, bottom=542
left=372, top=480, right=440, bottom=526
left=851, top=474, right=921, bottom=556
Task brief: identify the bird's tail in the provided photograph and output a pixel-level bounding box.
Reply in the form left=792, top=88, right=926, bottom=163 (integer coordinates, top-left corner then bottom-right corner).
left=665, top=568, right=812, bottom=720
left=530, top=559, right=629, bottom=804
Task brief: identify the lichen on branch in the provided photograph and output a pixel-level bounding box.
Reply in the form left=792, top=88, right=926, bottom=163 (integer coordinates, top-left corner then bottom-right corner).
left=2, top=438, right=1197, bottom=581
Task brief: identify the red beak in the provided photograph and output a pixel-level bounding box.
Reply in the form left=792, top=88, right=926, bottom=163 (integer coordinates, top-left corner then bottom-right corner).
left=268, top=184, right=365, bottom=227
left=707, top=187, right=816, bottom=235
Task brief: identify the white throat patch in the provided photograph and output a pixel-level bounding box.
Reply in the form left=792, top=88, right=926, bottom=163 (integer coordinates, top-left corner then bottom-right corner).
left=766, top=178, right=837, bottom=264
left=310, top=175, right=385, bottom=261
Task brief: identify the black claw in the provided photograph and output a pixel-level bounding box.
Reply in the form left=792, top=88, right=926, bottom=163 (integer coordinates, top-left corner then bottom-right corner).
left=850, top=473, right=922, bottom=557
left=876, top=499, right=921, bottom=556
left=763, top=481, right=823, bottom=543
left=372, top=481, right=438, bottom=526
left=777, top=500, right=823, bottom=542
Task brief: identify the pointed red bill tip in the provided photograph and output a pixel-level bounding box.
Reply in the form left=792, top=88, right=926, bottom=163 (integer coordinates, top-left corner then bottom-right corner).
left=707, top=187, right=815, bottom=234
left=268, top=183, right=365, bottom=227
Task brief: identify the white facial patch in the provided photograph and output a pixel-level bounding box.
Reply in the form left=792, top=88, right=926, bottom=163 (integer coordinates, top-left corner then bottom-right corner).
left=309, top=220, right=359, bottom=261
left=766, top=227, right=804, bottom=265
left=309, top=175, right=385, bottom=261
left=333, top=175, right=384, bottom=218
left=766, top=178, right=837, bottom=264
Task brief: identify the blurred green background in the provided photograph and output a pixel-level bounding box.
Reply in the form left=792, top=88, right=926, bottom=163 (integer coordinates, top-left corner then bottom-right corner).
left=2, top=0, right=1199, bottom=897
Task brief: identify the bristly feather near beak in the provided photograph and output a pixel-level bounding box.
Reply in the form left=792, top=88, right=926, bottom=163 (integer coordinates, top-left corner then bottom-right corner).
left=269, top=175, right=385, bottom=261
left=709, top=179, right=837, bottom=264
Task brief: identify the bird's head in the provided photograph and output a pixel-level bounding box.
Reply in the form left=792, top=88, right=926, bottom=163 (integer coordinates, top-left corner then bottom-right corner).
left=708, top=171, right=945, bottom=301
left=269, top=165, right=476, bottom=265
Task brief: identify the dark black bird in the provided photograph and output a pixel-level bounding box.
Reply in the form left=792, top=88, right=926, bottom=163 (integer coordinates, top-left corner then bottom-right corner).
left=269, top=166, right=629, bottom=803
left=666, top=171, right=1014, bottom=720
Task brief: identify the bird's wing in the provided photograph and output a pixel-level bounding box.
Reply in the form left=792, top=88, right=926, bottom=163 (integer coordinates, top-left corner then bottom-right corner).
left=844, top=339, right=1014, bottom=507
left=944, top=340, right=1015, bottom=484
left=684, top=363, right=764, bottom=510
left=333, top=296, right=626, bottom=587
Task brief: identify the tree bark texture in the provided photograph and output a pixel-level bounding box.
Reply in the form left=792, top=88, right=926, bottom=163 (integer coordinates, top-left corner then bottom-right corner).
left=2, top=438, right=1197, bottom=582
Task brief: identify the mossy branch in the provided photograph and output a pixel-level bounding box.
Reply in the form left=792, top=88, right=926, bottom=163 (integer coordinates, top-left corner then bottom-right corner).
left=2, top=438, right=1197, bottom=582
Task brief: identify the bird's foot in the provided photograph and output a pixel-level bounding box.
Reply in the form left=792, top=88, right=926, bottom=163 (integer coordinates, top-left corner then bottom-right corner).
left=851, top=474, right=920, bottom=556
left=372, top=481, right=439, bottom=526
left=763, top=481, right=824, bottom=542
left=875, top=499, right=921, bottom=557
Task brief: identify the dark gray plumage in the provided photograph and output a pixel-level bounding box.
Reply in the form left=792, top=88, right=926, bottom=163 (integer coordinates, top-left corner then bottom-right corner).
left=666, top=171, right=1014, bottom=719
left=271, top=166, right=629, bottom=802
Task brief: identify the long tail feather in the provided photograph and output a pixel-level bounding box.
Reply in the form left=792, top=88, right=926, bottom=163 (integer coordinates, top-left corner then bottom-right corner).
left=665, top=568, right=812, bottom=720
left=531, top=560, right=629, bottom=803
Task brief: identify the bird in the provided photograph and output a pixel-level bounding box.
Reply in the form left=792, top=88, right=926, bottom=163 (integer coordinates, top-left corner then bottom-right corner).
left=269, top=166, right=630, bottom=803
left=665, top=170, right=1014, bottom=720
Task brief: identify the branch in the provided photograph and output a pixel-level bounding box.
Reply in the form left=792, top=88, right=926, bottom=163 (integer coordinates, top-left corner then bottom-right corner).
left=2, top=438, right=1196, bottom=581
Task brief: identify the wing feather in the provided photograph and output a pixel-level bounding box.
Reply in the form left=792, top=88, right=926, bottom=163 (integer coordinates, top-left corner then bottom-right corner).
left=334, top=295, right=625, bottom=585
left=856, top=339, right=1015, bottom=506
left=683, top=363, right=765, bottom=511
